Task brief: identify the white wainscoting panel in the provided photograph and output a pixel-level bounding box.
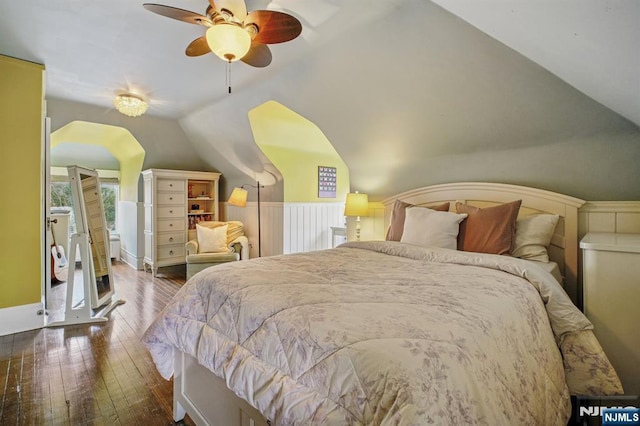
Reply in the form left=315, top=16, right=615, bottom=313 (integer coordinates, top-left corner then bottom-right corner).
left=119, top=201, right=145, bottom=269
left=283, top=203, right=345, bottom=254
left=225, top=202, right=345, bottom=257
left=579, top=201, right=640, bottom=237
left=224, top=202, right=284, bottom=258
left=346, top=203, right=386, bottom=242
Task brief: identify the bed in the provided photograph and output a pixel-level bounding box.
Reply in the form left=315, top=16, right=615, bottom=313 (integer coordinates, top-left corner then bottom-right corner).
left=142, top=182, right=622, bottom=425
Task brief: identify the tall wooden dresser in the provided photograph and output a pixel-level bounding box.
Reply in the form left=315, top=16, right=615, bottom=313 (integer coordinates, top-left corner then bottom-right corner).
left=142, top=169, right=221, bottom=276
left=580, top=232, right=640, bottom=395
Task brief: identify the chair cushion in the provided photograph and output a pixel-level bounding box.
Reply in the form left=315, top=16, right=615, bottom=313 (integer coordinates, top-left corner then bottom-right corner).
left=186, top=252, right=239, bottom=264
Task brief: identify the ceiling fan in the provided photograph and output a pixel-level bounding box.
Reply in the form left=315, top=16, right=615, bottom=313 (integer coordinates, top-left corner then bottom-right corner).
left=143, top=0, right=302, bottom=68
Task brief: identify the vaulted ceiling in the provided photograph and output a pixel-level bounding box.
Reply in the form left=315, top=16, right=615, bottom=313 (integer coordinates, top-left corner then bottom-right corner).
left=1, top=0, right=638, bottom=200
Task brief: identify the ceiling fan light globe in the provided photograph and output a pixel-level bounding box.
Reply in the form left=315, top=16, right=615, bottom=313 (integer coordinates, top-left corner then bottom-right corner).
left=206, top=24, right=251, bottom=62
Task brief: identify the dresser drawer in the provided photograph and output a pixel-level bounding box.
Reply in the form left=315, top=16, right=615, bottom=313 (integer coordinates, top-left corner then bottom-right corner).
left=156, top=232, right=185, bottom=246
left=157, top=206, right=185, bottom=218
left=157, top=218, right=185, bottom=232
left=157, top=244, right=185, bottom=260
left=157, top=192, right=185, bottom=205
left=157, top=179, right=185, bottom=192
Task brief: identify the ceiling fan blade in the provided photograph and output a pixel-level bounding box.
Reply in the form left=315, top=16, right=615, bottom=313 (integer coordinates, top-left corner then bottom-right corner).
left=209, top=0, right=247, bottom=21
left=186, top=36, right=211, bottom=57
left=245, top=10, right=302, bottom=44
left=143, top=4, right=212, bottom=26
left=241, top=43, right=272, bottom=67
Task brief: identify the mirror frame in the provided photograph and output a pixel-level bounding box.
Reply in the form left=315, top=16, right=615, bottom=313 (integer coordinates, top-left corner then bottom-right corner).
left=67, top=165, right=115, bottom=308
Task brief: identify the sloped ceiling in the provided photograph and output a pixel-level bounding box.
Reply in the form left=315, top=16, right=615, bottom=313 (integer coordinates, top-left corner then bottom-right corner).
left=430, top=0, right=640, bottom=126
left=1, top=0, right=638, bottom=200
left=180, top=0, right=640, bottom=200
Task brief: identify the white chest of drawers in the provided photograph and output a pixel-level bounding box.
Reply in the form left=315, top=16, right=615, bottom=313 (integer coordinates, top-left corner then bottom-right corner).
left=143, top=169, right=221, bottom=276
left=580, top=232, right=640, bottom=395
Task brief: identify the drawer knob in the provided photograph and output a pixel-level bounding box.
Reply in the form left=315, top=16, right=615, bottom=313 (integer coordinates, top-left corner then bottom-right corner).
left=169, top=197, right=173, bottom=200
left=169, top=184, right=173, bottom=187
left=169, top=250, right=174, bottom=255
left=169, top=210, right=173, bottom=213
left=169, top=224, right=173, bottom=227
left=169, top=237, right=173, bottom=242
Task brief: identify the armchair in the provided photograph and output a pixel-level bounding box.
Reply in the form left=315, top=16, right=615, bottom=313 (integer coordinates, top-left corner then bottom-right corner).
left=185, top=221, right=249, bottom=280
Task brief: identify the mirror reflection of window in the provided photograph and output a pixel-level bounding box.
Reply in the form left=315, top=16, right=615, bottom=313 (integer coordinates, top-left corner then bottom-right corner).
left=51, top=173, right=119, bottom=236
left=67, top=166, right=116, bottom=309
left=80, top=174, right=110, bottom=280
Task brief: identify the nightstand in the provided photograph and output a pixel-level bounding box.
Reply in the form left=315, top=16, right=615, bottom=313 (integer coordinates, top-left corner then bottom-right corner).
left=580, top=232, right=640, bottom=395
left=331, top=226, right=347, bottom=248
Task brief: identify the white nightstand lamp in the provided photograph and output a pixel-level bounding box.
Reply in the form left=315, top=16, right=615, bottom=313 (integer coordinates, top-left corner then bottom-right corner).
left=344, top=191, right=369, bottom=241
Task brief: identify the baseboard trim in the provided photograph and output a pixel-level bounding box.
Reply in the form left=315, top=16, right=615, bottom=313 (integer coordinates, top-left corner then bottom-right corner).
left=0, top=302, right=44, bottom=336
left=121, top=249, right=144, bottom=270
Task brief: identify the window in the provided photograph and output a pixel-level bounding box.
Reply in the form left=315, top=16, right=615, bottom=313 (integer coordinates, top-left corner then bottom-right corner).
left=51, top=174, right=119, bottom=234
left=100, top=182, right=118, bottom=231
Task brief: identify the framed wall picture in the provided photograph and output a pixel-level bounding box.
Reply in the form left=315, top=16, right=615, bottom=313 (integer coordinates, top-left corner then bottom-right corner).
left=318, top=166, right=337, bottom=198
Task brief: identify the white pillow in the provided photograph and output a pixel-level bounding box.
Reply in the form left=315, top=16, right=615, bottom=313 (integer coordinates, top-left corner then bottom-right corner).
left=512, top=214, right=559, bottom=262
left=400, top=207, right=467, bottom=250
left=196, top=223, right=230, bottom=253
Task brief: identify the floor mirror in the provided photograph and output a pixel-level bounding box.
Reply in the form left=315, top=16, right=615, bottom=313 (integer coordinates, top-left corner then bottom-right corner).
left=70, top=166, right=115, bottom=307
left=48, top=166, right=123, bottom=326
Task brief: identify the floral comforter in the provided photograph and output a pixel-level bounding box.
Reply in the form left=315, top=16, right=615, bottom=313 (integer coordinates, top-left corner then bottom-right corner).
left=142, top=241, right=622, bottom=425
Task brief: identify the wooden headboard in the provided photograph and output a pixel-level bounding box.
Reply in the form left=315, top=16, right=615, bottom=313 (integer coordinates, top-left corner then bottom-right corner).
left=382, top=182, right=585, bottom=305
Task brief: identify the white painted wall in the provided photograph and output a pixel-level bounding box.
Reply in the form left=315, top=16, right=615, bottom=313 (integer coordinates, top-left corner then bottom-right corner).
left=118, top=201, right=145, bottom=269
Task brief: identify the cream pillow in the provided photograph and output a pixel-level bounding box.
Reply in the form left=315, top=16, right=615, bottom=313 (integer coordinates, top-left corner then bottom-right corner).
left=196, top=223, right=230, bottom=253
left=512, top=214, right=559, bottom=262
left=386, top=200, right=450, bottom=241
left=400, top=207, right=467, bottom=250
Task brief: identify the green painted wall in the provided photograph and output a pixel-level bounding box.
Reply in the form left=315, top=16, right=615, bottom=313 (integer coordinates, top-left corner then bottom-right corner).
left=51, top=121, right=145, bottom=202
left=249, top=101, right=349, bottom=202
left=0, top=55, right=44, bottom=309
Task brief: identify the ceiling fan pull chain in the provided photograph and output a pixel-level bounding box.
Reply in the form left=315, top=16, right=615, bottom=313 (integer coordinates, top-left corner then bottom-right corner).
left=226, top=60, right=232, bottom=94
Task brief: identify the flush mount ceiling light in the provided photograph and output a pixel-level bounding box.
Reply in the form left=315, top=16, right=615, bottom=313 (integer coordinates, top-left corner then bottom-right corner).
left=113, top=94, right=148, bottom=117
left=144, top=0, right=302, bottom=92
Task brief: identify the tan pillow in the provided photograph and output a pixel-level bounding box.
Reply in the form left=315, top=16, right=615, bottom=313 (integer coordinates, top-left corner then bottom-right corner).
left=456, top=200, right=522, bottom=255
left=386, top=200, right=450, bottom=241
left=512, top=214, right=559, bottom=262
left=222, top=221, right=244, bottom=244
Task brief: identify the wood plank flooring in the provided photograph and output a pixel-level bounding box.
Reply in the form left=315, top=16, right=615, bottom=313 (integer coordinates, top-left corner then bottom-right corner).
left=0, top=262, right=195, bottom=425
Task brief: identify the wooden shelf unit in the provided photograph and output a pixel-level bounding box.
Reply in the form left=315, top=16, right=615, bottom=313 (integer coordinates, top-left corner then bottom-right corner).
left=187, top=179, right=217, bottom=229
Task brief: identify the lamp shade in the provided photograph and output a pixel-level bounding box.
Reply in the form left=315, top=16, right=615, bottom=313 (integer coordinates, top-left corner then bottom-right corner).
left=206, top=24, right=251, bottom=62
left=344, top=192, right=369, bottom=217
left=228, top=187, right=248, bottom=207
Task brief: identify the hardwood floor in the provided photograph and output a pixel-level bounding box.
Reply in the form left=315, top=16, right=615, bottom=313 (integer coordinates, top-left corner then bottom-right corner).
left=0, top=262, right=195, bottom=425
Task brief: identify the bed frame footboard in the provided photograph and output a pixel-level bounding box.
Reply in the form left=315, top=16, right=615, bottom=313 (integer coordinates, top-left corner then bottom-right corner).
left=173, top=349, right=269, bottom=426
